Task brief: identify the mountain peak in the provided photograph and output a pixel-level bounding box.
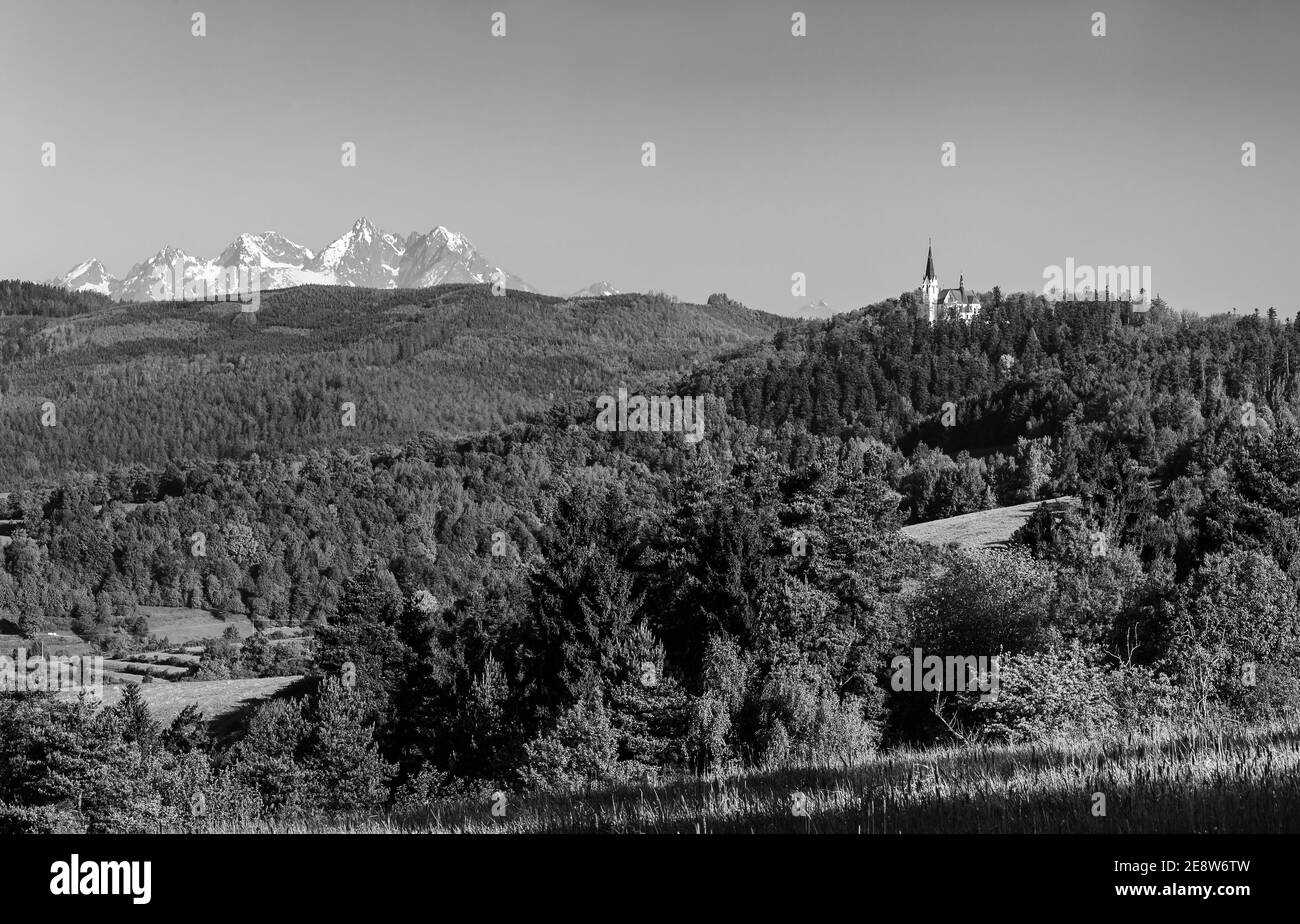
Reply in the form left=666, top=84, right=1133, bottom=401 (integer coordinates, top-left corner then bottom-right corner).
left=47, top=258, right=117, bottom=297
left=571, top=281, right=620, bottom=298
left=424, top=225, right=470, bottom=251
left=394, top=224, right=531, bottom=291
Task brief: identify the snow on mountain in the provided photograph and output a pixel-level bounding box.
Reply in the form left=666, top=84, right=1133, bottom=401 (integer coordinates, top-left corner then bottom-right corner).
left=213, top=231, right=329, bottom=290
left=305, top=217, right=405, bottom=289
left=215, top=231, right=315, bottom=270
left=796, top=299, right=839, bottom=319
left=570, top=281, right=620, bottom=298
left=46, top=259, right=118, bottom=296
left=116, top=247, right=206, bottom=302
left=48, top=219, right=535, bottom=302
left=396, top=226, right=533, bottom=292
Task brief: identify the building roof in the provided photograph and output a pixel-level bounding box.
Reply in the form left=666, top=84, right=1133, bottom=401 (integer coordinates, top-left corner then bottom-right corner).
left=924, top=243, right=935, bottom=281
left=938, top=287, right=980, bottom=305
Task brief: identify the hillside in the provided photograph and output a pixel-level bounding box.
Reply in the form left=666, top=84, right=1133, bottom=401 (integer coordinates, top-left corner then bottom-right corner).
left=91, top=675, right=310, bottom=736
left=900, top=497, right=1080, bottom=550
left=0, top=283, right=789, bottom=486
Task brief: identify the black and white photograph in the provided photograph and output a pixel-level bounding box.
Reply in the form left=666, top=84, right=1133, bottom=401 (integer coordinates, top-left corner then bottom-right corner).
left=0, top=0, right=1295, bottom=907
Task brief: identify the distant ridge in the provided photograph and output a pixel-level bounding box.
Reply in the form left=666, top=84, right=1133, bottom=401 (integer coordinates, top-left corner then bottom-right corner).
left=570, top=281, right=621, bottom=298
left=48, top=218, right=534, bottom=301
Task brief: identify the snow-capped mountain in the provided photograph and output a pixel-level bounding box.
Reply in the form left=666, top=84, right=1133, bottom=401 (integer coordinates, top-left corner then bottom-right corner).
left=396, top=226, right=531, bottom=290
left=116, top=246, right=206, bottom=302
left=47, top=218, right=535, bottom=301
left=46, top=259, right=116, bottom=296
left=306, top=218, right=405, bottom=288
left=213, top=231, right=327, bottom=291
left=570, top=281, right=620, bottom=298
left=217, top=231, right=315, bottom=268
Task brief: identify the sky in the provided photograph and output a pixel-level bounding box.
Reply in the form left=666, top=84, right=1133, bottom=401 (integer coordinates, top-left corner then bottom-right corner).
left=1, top=0, right=1296, bottom=317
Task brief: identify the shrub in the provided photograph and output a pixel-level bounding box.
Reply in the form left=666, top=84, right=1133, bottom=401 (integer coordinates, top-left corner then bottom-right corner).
left=518, top=696, right=618, bottom=792
left=966, top=646, right=1116, bottom=743
left=1107, top=661, right=1182, bottom=730
left=809, top=694, right=880, bottom=768
left=911, top=548, right=1055, bottom=656
left=392, top=767, right=470, bottom=814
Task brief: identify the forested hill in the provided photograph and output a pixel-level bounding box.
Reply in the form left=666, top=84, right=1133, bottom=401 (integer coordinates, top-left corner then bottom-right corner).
left=0, top=283, right=789, bottom=486
left=655, top=290, right=1300, bottom=574
left=0, top=279, right=115, bottom=320
left=682, top=290, right=1194, bottom=447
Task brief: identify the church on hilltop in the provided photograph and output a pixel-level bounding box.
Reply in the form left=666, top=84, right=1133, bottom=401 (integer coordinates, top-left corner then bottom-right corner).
left=917, top=242, right=981, bottom=324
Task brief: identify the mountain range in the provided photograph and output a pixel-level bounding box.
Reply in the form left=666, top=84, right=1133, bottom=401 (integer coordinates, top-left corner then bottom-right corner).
left=570, top=281, right=620, bottom=298
left=48, top=218, right=536, bottom=301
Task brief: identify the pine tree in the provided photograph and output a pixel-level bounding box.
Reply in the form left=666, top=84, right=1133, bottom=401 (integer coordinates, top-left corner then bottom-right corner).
left=305, top=677, right=394, bottom=811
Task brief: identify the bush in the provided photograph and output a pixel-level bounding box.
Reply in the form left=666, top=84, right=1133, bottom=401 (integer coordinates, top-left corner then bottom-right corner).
left=1107, top=662, right=1182, bottom=730
left=809, top=694, right=880, bottom=768
left=966, top=646, right=1116, bottom=744
left=518, top=697, right=619, bottom=792
left=911, top=549, right=1055, bottom=656
left=391, top=767, right=470, bottom=814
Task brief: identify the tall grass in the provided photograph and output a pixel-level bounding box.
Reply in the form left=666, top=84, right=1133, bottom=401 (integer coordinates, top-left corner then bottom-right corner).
left=189, top=722, right=1300, bottom=834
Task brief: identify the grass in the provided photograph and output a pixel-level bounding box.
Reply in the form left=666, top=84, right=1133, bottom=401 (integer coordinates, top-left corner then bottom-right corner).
left=0, top=631, right=93, bottom=657
left=900, top=497, right=1080, bottom=551
left=137, top=606, right=255, bottom=644
left=82, top=675, right=309, bottom=733
left=101, top=658, right=191, bottom=679
left=183, top=721, right=1300, bottom=834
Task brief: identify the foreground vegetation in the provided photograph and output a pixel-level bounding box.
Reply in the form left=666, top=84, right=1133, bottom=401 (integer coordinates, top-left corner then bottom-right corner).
left=187, top=723, right=1300, bottom=834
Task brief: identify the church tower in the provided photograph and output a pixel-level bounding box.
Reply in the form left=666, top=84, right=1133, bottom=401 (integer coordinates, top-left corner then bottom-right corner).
left=921, top=240, right=939, bottom=322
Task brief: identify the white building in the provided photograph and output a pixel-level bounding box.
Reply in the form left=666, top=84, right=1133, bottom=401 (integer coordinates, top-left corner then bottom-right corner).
left=918, top=242, right=980, bottom=323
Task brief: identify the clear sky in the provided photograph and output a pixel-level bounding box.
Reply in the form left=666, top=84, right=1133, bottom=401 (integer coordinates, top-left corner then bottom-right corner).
left=1, top=0, right=1296, bottom=316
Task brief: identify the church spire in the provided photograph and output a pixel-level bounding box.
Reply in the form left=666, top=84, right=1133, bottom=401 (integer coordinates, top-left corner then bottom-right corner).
left=924, top=239, right=935, bottom=281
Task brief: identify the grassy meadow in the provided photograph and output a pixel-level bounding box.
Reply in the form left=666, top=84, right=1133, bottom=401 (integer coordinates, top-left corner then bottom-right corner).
left=899, top=497, right=1081, bottom=551
left=183, top=722, right=1300, bottom=834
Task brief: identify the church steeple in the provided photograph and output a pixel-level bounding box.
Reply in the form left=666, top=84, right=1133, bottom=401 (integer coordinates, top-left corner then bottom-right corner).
left=920, top=239, right=940, bottom=322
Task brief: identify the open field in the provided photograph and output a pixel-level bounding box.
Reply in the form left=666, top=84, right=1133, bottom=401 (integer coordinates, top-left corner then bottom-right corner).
left=130, top=651, right=202, bottom=666
left=179, top=722, right=1300, bottom=834
left=88, top=675, right=310, bottom=732
left=101, top=658, right=191, bottom=680
left=900, top=497, right=1080, bottom=551
left=0, top=631, right=93, bottom=657
left=137, top=606, right=255, bottom=644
